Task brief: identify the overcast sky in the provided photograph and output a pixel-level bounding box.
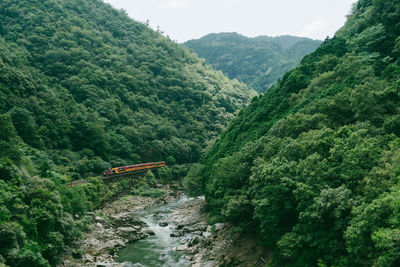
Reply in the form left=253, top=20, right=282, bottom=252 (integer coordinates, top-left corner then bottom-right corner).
left=103, top=0, right=358, bottom=43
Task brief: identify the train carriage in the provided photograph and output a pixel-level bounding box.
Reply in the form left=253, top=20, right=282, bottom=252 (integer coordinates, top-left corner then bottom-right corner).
left=102, top=161, right=166, bottom=177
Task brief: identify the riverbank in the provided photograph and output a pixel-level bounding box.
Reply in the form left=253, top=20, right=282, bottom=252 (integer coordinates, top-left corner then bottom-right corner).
left=60, top=186, right=269, bottom=267
left=170, top=198, right=271, bottom=266
left=60, top=185, right=182, bottom=266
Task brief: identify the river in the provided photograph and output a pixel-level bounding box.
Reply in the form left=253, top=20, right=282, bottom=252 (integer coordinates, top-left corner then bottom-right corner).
left=116, top=196, right=200, bottom=267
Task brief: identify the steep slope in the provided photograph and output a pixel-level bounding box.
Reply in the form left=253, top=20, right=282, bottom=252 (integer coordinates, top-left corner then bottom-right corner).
left=0, top=0, right=255, bottom=265
left=201, top=0, right=400, bottom=265
left=184, top=33, right=321, bottom=92
left=0, top=0, right=254, bottom=176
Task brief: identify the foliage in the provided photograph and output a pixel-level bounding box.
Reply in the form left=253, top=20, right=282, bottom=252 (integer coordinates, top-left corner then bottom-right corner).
left=183, top=163, right=205, bottom=196
left=0, top=0, right=254, bottom=179
left=0, top=0, right=255, bottom=265
left=130, top=188, right=166, bottom=198
left=203, top=0, right=400, bottom=265
left=184, top=33, right=321, bottom=92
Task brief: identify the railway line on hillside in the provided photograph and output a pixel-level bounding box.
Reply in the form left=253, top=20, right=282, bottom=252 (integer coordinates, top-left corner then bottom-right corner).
left=66, top=161, right=166, bottom=187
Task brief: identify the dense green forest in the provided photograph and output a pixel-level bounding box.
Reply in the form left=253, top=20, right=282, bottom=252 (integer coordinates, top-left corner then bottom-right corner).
left=0, top=0, right=255, bottom=265
left=196, top=0, right=400, bottom=265
left=184, top=33, right=321, bottom=92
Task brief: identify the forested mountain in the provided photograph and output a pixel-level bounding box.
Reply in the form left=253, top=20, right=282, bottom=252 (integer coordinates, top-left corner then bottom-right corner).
left=0, top=0, right=256, bottom=175
left=0, top=0, right=254, bottom=265
left=184, top=33, right=321, bottom=92
left=198, top=0, right=400, bottom=265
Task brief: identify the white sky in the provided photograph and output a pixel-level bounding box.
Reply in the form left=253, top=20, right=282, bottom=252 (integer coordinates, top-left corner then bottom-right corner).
left=103, top=0, right=358, bottom=43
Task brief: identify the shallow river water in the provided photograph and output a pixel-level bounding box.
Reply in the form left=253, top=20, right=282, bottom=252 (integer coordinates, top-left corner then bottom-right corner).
left=117, top=196, right=198, bottom=267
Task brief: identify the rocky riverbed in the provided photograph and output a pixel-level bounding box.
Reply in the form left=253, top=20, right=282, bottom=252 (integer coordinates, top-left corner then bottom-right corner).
left=60, top=186, right=269, bottom=267
left=60, top=186, right=181, bottom=267
left=168, top=198, right=270, bottom=266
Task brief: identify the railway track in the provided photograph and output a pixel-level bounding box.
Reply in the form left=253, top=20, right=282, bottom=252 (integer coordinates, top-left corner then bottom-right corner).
left=66, top=169, right=149, bottom=187
left=66, top=161, right=165, bottom=187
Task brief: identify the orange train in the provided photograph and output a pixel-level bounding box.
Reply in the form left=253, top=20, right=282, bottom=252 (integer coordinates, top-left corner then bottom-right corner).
left=102, top=161, right=166, bottom=177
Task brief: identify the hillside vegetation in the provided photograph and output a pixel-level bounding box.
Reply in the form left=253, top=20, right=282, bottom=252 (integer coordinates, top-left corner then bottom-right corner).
left=199, top=0, right=400, bottom=265
left=184, top=33, right=321, bottom=92
left=0, top=0, right=254, bottom=265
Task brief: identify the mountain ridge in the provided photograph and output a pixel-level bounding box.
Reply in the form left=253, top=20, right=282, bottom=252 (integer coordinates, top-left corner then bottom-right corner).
left=0, top=0, right=255, bottom=265
left=200, top=0, right=400, bottom=265
left=184, top=32, right=322, bottom=92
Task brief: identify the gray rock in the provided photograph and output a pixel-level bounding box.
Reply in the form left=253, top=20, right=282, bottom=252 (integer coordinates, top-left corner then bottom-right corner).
left=182, top=224, right=207, bottom=233
left=159, top=221, right=168, bottom=227
left=84, top=254, right=94, bottom=262
left=95, top=216, right=106, bottom=223
left=176, top=223, right=186, bottom=230
left=214, top=222, right=224, bottom=231
left=199, top=224, right=208, bottom=231
left=181, top=226, right=192, bottom=233
left=181, top=255, right=193, bottom=261
left=142, top=229, right=155, bottom=236
left=189, top=235, right=202, bottom=247
left=202, top=232, right=212, bottom=238
left=110, top=213, right=144, bottom=227
left=172, top=244, right=188, bottom=251
left=96, top=222, right=103, bottom=228
left=170, top=230, right=183, bottom=237
left=190, top=247, right=200, bottom=254
left=117, top=227, right=140, bottom=241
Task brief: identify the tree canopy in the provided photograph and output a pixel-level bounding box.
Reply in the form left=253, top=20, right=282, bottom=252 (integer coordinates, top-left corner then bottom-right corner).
left=0, top=0, right=255, bottom=265
left=184, top=33, right=321, bottom=93
left=202, top=0, right=400, bottom=265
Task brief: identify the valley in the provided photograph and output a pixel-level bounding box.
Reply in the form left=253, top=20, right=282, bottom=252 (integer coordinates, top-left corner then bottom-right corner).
left=0, top=0, right=399, bottom=266
left=184, top=33, right=321, bottom=93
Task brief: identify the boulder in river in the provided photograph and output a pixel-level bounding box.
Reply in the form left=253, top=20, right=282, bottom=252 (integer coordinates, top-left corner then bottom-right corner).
left=188, top=235, right=202, bottom=247
left=110, top=212, right=143, bottom=227
left=117, top=227, right=140, bottom=241
left=170, top=230, right=183, bottom=237
left=142, top=229, right=155, bottom=236
left=159, top=221, right=168, bottom=227
left=172, top=244, right=188, bottom=251
left=181, top=255, right=193, bottom=261
left=182, top=223, right=207, bottom=233
left=176, top=223, right=185, bottom=230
